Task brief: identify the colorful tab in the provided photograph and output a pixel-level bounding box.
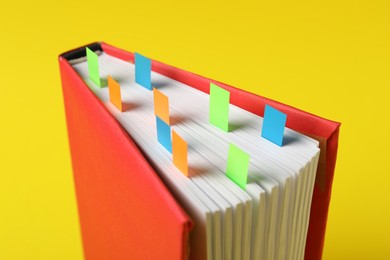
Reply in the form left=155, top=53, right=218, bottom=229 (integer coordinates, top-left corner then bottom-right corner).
left=135, top=52, right=152, bottom=90
left=86, top=47, right=102, bottom=87
left=261, top=105, right=287, bottom=146
left=107, top=76, right=123, bottom=111
left=156, top=116, right=172, bottom=153
left=172, top=130, right=188, bottom=176
left=153, top=88, right=170, bottom=125
left=209, top=82, right=230, bottom=132
left=226, top=143, right=250, bottom=190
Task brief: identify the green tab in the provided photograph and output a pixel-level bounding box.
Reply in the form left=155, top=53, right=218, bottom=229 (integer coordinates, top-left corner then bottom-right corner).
left=209, top=82, right=230, bottom=132
left=226, top=143, right=250, bottom=190
left=86, top=47, right=101, bottom=87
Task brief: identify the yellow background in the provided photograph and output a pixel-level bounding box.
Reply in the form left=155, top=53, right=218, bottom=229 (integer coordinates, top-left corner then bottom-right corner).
left=1, top=0, right=389, bottom=259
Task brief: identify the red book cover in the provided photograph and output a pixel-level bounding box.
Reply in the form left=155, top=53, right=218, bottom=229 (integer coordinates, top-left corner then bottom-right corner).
left=59, top=42, right=340, bottom=260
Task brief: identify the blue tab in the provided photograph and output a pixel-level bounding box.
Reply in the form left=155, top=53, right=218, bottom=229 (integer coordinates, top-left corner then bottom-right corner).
left=135, top=52, right=152, bottom=90
left=261, top=105, right=287, bottom=146
left=156, top=116, right=172, bottom=153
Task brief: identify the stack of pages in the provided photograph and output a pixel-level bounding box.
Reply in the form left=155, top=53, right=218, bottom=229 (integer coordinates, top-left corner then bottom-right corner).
left=72, top=52, right=320, bottom=260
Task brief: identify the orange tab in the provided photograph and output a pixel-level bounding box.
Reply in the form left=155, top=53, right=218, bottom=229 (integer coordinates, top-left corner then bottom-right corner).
left=172, top=130, right=188, bottom=176
left=153, top=88, right=170, bottom=125
left=108, top=75, right=123, bottom=111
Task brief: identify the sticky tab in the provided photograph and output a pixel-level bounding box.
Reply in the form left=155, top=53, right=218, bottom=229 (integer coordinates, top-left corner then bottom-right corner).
left=156, top=116, right=172, bottom=153
left=172, top=130, right=188, bottom=176
left=135, top=52, right=152, bottom=90
left=86, top=47, right=102, bottom=87
left=261, top=105, right=287, bottom=146
left=209, top=82, right=230, bottom=132
left=153, top=88, right=170, bottom=125
left=107, top=76, right=123, bottom=111
left=226, top=143, right=250, bottom=190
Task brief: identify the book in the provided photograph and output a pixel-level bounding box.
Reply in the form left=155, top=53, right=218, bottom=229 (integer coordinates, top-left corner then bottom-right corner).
left=59, top=42, right=340, bottom=260
left=75, top=50, right=320, bottom=260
